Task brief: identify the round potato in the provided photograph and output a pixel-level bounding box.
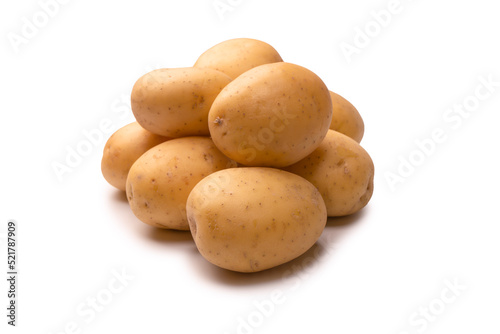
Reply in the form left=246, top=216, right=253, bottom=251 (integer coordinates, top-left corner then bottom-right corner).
left=186, top=167, right=327, bottom=273
left=126, top=137, right=236, bottom=230
left=194, top=38, right=283, bottom=79
left=329, top=91, right=364, bottom=143
left=208, top=62, right=332, bottom=167
left=284, top=130, right=374, bottom=217
left=101, top=122, right=170, bottom=191
left=131, top=67, right=232, bottom=138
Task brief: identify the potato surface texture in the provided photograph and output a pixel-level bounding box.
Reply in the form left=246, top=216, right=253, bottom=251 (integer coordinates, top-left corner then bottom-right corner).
left=131, top=67, right=232, bottom=137
left=194, top=38, right=283, bottom=79
left=126, top=137, right=236, bottom=230
left=101, top=122, right=170, bottom=191
left=208, top=62, right=332, bottom=167
left=285, top=130, right=374, bottom=217
left=186, top=167, right=327, bottom=272
left=329, top=91, right=364, bottom=143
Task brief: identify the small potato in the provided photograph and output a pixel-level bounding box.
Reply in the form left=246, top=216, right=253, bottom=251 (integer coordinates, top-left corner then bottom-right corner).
left=126, top=137, right=236, bottom=230
left=186, top=167, right=327, bottom=273
left=101, top=122, right=170, bottom=191
left=194, top=38, right=283, bottom=79
left=208, top=62, right=332, bottom=167
left=284, top=130, right=374, bottom=217
left=329, top=91, right=364, bottom=143
left=131, top=67, right=232, bottom=138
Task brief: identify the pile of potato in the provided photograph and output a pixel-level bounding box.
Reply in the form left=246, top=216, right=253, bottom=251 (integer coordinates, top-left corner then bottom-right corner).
left=101, top=38, right=374, bottom=273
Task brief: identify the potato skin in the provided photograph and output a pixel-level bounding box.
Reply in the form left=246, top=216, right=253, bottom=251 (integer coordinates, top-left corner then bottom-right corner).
left=284, top=130, right=374, bottom=217
left=194, top=38, right=283, bottom=79
left=131, top=67, right=232, bottom=138
left=126, top=137, right=236, bottom=230
left=186, top=167, right=327, bottom=273
left=208, top=62, right=332, bottom=168
left=329, top=91, right=364, bottom=143
left=101, top=122, right=170, bottom=191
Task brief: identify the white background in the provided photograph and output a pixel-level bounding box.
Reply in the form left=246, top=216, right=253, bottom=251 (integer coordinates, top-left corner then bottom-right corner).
left=1, top=0, right=499, bottom=333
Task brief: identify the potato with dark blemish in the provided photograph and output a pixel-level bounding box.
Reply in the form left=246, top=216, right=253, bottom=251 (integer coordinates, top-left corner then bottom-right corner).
left=208, top=62, right=332, bottom=168
left=284, top=130, right=374, bottom=217
left=186, top=167, right=327, bottom=272
left=131, top=67, right=232, bottom=138
left=126, top=137, right=236, bottom=230
left=328, top=91, right=364, bottom=143
left=194, top=38, right=283, bottom=80
left=101, top=122, right=170, bottom=191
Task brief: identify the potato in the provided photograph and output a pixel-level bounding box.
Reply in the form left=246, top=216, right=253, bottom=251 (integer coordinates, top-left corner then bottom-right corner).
left=194, top=38, right=283, bottom=79
left=101, top=122, right=170, bottom=191
left=131, top=67, right=232, bottom=137
left=208, top=62, right=332, bottom=168
left=329, top=91, right=364, bottom=143
left=186, top=167, right=327, bottom=272
left=126, top=137, right=236, bottom=230
left=284, top=130, right=374, bottom=217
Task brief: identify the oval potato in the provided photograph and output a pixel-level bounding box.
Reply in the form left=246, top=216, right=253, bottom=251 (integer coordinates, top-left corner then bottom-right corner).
left=284, top=130, right=374, bottom=217
left=186, top=167, right=327, bottom=272
left=131, top=67, right=232, bottom=138
left=329, top=91, right=364, bottom=143
left=101, top=122, right=170, bottom=191
left=208, top=62, right=332, bottom=167
left=194, top=38, right=283, bottom=79
left=126, top=137, right=236, bottom=230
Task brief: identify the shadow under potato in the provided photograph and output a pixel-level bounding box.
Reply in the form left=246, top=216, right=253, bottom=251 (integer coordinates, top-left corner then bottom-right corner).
left=146, top=227, right=193, bottom=243
left=326, top=209, right=367, bottom=227
left=111, top=189, right=128, bottom=203
left=109, top=189, right=194, bottom=243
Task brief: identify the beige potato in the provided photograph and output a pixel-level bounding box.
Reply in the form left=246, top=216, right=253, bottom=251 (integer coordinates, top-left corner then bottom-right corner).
left=329, top=91, right=364, bottom=143
left=208, top=62, right=332, bottom=167
left=101, top=122, right=170, bottom=191
left=131, top=67, right=232, bottom=137
left=186, top=167, right=327, bottom=273
left=126, top=137, right=236, bottom=230
left=284, top=130, right=374, bottom=217
left=194, top=38, right=283, bottom=79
